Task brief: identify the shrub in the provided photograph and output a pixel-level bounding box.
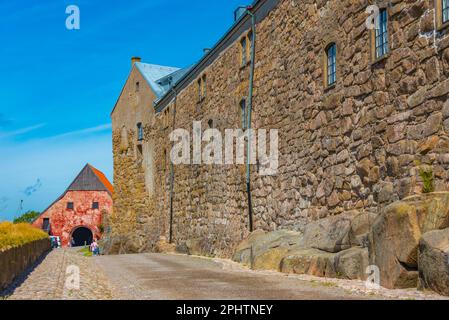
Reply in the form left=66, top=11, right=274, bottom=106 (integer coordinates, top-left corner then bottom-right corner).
left=0, top=222, right=48, bottom=251
left=419, top=166, right=435, bottom=193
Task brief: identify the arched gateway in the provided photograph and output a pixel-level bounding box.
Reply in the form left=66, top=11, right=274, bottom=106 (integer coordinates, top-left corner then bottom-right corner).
left=71, top=226, right=93, bottom=247
left=32, top=164, right=114, bottom=247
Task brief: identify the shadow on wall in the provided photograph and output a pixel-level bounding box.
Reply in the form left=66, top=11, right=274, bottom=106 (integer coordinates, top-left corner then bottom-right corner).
left=0, top=240, right=51, bottom=297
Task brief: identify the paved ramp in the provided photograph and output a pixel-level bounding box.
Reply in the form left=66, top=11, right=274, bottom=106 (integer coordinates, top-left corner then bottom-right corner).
left=94, top=253, right=369, bottom=300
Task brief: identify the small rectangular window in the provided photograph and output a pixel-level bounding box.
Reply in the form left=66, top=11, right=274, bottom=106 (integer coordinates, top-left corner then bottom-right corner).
left=67, top=202, right=74, bottom=210
left=42, top=218, right=50, bottom=232
left=326, top=43, right=337, bottom=87
left=240, top=37, right=247, bottom=66
left=444, top=0, right=449, bottom=24
left=197, top=78, right=202, bottom=102
left=202, top=75, right=207, bottom=99
left=247, top=31, right=253, bottom=62
left=136, top=81, right=140, bottom=92
left=240, top=99, right=247, bottom=129
left=137, top=123, right=143, bottom=141
left=375, top=9, right=389, bottom=59
left=92, top=202, right=99, bottom=210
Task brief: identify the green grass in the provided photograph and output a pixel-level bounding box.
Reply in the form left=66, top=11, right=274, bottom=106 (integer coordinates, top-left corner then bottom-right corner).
left=78, top=246, right=93, bottom=257
left=320, top=281, right=337, bottom=288
left=0, top=222, right=48, bottom=251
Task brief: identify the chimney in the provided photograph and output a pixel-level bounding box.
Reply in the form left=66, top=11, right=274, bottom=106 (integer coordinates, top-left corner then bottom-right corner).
left=131, top=56, right=141, bottom=67
left=234, top=7, right=247, bottom=21
left=203, top=48, right=211, bottom=55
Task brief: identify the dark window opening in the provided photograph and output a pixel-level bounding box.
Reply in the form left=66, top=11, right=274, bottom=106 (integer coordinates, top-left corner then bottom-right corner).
left=136, top=81, right=140, bottom=92
left=197, top=79, right=202, bottom=102
left=92, top=202, right=99, bottom=210
left=240, top=98, right=247, bottom=129
left=241, top=37, right=247, bottom=66
left=137, top=144, right=143, bottom=156
left=43, top=218, right=50, bottom=233
left=248, top=31, right=253, bottom=62
left=67, top=202, right=74, bottom=210
left=137, top=123, right=143, bottom=141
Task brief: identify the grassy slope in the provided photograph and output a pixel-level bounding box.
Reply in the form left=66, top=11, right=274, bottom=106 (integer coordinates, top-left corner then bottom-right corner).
left=0, top=222, right=48, bottom=251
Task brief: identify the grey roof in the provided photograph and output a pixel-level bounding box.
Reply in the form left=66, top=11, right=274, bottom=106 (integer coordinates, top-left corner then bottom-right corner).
left=135, top=63, right=181, bottom=98
left=67, top=164, right=112, bottom=193
left=153, top=65, right=194, bottom=103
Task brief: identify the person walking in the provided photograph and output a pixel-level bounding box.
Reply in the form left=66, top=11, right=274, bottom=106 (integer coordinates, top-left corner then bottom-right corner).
left=90, top=238, right=100, bottom=256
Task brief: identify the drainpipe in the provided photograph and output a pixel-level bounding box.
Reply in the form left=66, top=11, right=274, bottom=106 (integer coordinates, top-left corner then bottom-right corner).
left=246, top=6, right=256, bottom=232
left=169, top=88, right=177, bottom=243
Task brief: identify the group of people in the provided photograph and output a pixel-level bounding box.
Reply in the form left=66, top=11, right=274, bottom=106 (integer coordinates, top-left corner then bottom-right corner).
left=51, top=235, right=100, bottom=255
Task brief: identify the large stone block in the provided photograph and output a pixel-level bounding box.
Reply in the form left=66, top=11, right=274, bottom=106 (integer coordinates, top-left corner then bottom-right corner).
left=280, top=248, right=337, bottom=278
left=334, top=247, right=369, bottom=280
left=418, top=229, right=449, bottom=296
left=369, top=192, right=449, bottom=289
left=300, top=211, right=359, bottom=253
left=232, top=229, right=301, bottom=267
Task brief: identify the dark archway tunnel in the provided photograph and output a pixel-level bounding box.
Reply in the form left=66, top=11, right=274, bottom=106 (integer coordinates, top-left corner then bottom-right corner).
left=71, top=227, right=93, bottom=247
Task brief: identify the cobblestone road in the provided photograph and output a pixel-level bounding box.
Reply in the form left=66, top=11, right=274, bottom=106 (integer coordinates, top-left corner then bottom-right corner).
left=2, top=249, right=447, bottom=300
left=4, top=248, right=117, bottom=300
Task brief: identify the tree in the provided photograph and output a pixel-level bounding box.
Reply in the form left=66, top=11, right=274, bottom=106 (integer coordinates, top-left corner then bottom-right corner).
left=13, top=211, right=41, bottom=224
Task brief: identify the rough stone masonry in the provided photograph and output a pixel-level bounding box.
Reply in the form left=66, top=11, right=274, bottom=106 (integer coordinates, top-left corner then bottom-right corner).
left=108, top=0, right=449, bottom=259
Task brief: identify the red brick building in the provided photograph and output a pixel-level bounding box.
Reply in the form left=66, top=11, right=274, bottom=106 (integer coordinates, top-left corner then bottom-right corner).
left=33, top=164, right=113, bottom=247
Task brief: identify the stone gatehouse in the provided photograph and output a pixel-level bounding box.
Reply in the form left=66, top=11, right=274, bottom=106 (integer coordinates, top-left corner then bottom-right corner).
left=108, top=0, right=449, bottom=257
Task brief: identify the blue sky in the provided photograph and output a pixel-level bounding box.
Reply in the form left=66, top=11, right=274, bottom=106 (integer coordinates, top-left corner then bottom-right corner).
left=0, top=0, right=246, bottom=221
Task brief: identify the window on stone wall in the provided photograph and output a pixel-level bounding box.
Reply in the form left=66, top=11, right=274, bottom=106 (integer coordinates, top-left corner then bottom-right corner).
left=202, top=74, right=207, bottom=99
left=240, top=36, right=247, bottom=66
left=197, top=78, right=203, bottom=102
left=163, top=149, right=167, bottom=172
left=324, top=43, right=337, bottom=87
left=374, top=8, right=389, bottom=60
left=137, top=144, right=143, bottom=156
left=197, top=75, right=206, bottom=102
left=136, top=81, right=140, bottom=92
left=247, top=31, right=253, bottom=63
left=137, top=122, right=143, bottom=141
left=441, top=0, right=449, bottom=23
left=436, top=0, right=449, bottom=30
left=240, top=98, right=247, bottom=129
left=67, top=202, right=74, bottom=210
left=92, top=202, right=99, bottom=210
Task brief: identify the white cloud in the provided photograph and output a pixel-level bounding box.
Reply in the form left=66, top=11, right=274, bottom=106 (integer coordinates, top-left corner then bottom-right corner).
left=45, top=123, right=111, bottom=140
left=0, top=123, right=46, bottom=139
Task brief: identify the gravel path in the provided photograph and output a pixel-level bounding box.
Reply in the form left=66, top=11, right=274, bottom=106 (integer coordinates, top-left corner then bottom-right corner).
left=3, top=250, right=447, bottom=300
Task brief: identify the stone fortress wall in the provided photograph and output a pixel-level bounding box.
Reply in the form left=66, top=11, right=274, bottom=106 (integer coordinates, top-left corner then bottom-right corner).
left=109, top=0, right=449, bottom=258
